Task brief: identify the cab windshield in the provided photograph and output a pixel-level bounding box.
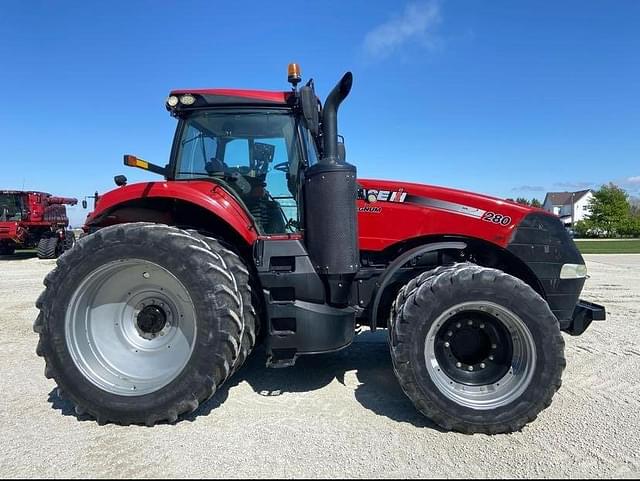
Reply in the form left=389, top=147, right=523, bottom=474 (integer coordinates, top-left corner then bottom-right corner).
left=173, top=110, right=301, bottom=234
left=0, top=193, right=25, bottom=221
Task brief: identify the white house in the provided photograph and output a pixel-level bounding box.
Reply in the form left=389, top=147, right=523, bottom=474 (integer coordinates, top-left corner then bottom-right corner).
left=542, top=190, right=594, bottom=226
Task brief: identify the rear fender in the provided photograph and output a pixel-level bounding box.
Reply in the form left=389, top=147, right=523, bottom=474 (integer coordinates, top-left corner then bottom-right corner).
left=85, top=181, right=259, bottom=245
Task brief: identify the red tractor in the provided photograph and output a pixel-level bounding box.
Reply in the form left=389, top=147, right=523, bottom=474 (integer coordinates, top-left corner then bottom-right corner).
left=34, top=66, right=605, bottom=433
left=0, top=190, right=77, bottom=259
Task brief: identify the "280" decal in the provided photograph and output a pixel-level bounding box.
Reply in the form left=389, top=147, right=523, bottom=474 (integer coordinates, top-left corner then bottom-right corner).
left=482, top=211, right=512, bottom=226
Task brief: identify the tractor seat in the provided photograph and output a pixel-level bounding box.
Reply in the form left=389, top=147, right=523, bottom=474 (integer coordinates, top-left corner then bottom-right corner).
left=205, top=157, right=227, bottom=174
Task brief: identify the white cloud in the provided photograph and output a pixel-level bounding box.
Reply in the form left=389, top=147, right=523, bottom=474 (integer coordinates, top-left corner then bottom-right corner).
left=363, top=1, right=441, bottom=60
left=552, top=181, right=595, bottom=190
left=619, top=175, right=640, bottom=194
left=512, top=185, right=545, bottom=192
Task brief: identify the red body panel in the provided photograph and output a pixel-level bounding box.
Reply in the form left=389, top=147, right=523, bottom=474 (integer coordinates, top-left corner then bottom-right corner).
left=0, top=220, right=55, bottom=243
left=357, top=179, right=537, bottom=251
left=0, top=222, right=22, bottom=242
left=85, top=181, right=259, bottom=244
left=87, top=178, right=541, bottom=254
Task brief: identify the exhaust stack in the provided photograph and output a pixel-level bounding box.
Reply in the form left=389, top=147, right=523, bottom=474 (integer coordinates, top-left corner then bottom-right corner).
left=304, top=72, right=359, bottom=306
left=321, top=72, right=353, bottom=164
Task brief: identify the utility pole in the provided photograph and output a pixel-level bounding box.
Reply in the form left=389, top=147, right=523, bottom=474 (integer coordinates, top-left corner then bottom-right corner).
left=571, top=192, right=575, bottom=226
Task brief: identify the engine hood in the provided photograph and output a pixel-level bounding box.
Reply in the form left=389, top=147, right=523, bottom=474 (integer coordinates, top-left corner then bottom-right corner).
left=357, top=178, right=542, bottom=251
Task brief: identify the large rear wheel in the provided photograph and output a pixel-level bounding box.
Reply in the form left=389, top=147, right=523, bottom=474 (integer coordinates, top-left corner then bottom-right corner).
left=188, top=231, right=259, bottom=374
left=34, top=223, right=249, bottom=425
left=390, top=263, right=565, bottom=434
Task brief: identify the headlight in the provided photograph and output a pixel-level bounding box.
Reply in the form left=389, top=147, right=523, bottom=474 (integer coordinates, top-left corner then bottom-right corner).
left=179, top=94, right=196, bottom=105
left=560, top=264, right=588, bottom=279
left=166, top=95, right=179, bottom=107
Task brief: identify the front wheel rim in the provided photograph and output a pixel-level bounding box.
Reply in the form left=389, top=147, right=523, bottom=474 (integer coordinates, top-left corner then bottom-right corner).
left=65, top=259, right=197, bottom=396
left=424, top=301, right=536, bottom=410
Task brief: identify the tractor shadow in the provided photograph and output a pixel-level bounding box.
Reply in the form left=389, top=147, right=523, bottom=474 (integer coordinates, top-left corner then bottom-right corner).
left=47, top=330, right=441, bottom=430
left=0, top=251, right=38, bottom=260
left=47, top=388, right=91, bottom=421
left=190, top=329, right=443, bottom=430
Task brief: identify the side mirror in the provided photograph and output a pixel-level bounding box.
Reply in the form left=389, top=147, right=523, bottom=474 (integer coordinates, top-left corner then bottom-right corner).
left=337, top=135, right=346, bottom=163
left=82, top=200, right=87, bottom=209
left=300, top=84, right=320, bottom=136
left=114, top=175, right=128, bottom=187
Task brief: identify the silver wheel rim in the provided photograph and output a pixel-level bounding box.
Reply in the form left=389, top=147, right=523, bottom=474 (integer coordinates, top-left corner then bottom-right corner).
left=65, top=259, right=197, bottom=396
left=424, top=301, right=536, bottom=410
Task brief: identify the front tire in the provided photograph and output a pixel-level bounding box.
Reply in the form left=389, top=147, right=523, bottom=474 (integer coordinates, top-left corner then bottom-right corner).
left=390, top=263, right=565, bottom=434
left=34, top=223, right=247, bottom=425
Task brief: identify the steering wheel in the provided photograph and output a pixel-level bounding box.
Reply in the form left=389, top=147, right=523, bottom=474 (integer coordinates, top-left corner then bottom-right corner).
left=273, top=161, right=289, bottom=173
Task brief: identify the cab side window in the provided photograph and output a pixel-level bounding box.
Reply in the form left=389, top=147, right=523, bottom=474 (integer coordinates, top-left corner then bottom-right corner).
left=179, top=124, right=218, bottom=178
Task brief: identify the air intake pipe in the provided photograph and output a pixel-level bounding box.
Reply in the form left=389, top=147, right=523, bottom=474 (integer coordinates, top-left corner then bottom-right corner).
left=304, top=72, right=360, bottom=306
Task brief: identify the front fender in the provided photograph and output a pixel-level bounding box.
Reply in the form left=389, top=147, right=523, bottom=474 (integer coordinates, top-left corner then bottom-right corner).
left=369, top=241, right=467, bottom=329
left=85, top=180, right=258, bottom=244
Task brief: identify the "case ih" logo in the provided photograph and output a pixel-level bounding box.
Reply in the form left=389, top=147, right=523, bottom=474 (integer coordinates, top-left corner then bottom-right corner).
left=358, top=188, right=407, bottom=203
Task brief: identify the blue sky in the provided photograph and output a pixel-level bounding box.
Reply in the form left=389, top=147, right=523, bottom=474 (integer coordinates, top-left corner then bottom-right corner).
left=1, top=0, right=639, bottom=226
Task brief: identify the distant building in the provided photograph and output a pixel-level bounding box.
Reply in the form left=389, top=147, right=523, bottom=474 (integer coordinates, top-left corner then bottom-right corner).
left=542, top=190, right=594, bottom=226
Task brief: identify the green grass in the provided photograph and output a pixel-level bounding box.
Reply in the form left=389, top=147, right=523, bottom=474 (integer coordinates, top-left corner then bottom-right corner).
left=575, top=239, right=640, bottom=254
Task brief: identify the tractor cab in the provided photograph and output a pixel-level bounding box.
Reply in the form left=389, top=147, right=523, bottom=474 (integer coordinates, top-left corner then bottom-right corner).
left=121, top=65, right=347, bottom=241
left=0, top=191, right=26, bottom=221
left=160, top=74, right=337, bottom=239
left=169, top=106, right=307, bottom=234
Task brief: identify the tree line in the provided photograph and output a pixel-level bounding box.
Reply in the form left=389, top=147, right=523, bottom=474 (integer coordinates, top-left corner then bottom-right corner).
left=505, top=197, right=542, bottom=207
left=574, top=183, right=640, bottom=238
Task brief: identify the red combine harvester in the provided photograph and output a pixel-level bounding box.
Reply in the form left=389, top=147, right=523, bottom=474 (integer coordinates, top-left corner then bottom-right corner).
left=0, top=190, right=77, bottom=258
left=34, top=65, right=605, bottom=433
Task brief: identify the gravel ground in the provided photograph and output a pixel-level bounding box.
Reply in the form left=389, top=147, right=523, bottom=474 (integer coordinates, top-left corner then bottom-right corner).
left=0, top=253, right=638, bottom=478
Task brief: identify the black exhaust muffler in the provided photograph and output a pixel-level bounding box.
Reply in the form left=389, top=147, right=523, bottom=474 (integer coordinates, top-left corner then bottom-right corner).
left=304, top=72, right=359, bottom=306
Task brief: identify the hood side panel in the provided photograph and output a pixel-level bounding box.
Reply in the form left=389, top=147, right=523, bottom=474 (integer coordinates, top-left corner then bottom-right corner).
left=357, top=179, right=537, bottom=251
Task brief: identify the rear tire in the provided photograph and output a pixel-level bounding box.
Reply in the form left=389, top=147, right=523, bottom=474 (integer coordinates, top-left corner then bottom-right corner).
left=188, top=231, right=259, bottom=374
left=34, top=223, right=247, bottom=425
left=37, top=236, right=59, bottom=259
left=389, top=263, right=565, bottom=434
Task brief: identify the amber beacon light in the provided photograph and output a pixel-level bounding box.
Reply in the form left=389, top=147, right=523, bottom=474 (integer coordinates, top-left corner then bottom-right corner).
left=288, top=63, right=302, bottom=87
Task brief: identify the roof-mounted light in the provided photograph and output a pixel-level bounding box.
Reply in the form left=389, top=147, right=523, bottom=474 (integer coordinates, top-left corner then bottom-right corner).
left=166, top=95, right=179, bottom=107
left=179, top=94, right=196, bottom=105
left=288, top=63, right=301, bottom=87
